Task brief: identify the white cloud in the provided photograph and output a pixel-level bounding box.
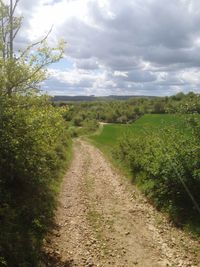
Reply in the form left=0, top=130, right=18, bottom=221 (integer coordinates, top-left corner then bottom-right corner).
left=180, top=69, right=200, bottom=84
left=10, top=0, right=200, bottom=95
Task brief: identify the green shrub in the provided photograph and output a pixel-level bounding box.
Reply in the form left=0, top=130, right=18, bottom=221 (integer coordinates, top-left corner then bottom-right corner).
left=0, top=95, right=71, bottom=267
left=115, top=118, right=200, bottom=225
left=72, top=115, right=84, bottom=126
left=81, top=119, right=99, bottom=132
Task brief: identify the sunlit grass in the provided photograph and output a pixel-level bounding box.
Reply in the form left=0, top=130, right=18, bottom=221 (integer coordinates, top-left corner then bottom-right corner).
left=90, top=114, right=200, bottom=151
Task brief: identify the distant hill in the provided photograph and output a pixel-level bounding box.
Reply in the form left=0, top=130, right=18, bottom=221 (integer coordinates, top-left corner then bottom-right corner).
left=52, top=95, right=156, bottom=102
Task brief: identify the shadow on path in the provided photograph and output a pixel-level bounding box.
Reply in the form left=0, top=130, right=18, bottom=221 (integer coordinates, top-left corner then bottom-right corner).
left=40, top=222, right=73, bottom=267
left=40, top=251, right=73, bottom=267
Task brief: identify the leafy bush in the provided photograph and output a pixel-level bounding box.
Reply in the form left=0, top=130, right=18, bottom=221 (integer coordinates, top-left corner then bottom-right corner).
left=115, top=117, right=200, bottom=225
left=165, top=93, right=200, bottom=114
left=72, top=115, right=84, bottom=126
left=81, top=119, right=99, bottom=133
left=0, top=95, right=71, bottom=267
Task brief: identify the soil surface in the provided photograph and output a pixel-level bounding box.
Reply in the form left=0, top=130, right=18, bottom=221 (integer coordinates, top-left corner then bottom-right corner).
left=44, top=139, right=200, bottom=267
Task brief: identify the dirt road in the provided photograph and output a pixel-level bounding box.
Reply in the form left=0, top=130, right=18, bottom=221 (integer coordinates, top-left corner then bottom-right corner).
left=44, top=139, right=200, bottom=267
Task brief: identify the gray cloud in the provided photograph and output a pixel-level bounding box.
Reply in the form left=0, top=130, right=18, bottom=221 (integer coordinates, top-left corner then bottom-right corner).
left=125, top=70, right=157, bottom=83
left=14, top=0, right=200, bottom=95
left=75, top=58, right=100, bottom=70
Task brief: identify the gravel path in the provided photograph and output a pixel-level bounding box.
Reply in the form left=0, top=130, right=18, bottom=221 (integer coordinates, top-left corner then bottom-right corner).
left=44, top=139, right=200, bottom=267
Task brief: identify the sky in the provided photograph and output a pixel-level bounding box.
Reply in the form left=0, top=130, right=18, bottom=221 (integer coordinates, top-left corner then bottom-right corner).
left=14, top=0, right=200, bottom=96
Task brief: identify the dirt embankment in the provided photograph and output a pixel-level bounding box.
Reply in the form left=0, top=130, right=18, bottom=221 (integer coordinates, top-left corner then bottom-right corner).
left=43, top=139, right=200, bottom=267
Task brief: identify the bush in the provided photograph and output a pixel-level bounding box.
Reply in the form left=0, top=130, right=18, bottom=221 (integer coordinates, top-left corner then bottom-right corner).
left=71, top=119, right=99, bottom=137
left=81, top=119, right=99, bottom=132
left=115, top=118, right=200, bottom=224
left=0, top=95, right=71, bottom=267
left=73, top=115, right=83, bottom=126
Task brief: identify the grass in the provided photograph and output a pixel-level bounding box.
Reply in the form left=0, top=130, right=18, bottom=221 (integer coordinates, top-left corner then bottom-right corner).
left=90, top=114, right=199, bottom=152
left=89, top=114, right=199, bottom=180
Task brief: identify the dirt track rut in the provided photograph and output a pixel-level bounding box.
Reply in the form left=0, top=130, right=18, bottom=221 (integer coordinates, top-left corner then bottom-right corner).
left=44, top=139, right=200, bottom=267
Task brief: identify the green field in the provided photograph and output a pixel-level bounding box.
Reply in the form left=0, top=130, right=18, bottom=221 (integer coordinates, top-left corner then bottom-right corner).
left=90, top=114, right=198, bottom=150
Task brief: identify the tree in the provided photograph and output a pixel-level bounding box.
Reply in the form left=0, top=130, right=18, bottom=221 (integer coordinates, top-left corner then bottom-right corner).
left=0, top=2, right=68, bottom=265
left=0, top=0, right=65, bottom=96
left=0, top=0, right=21, bottom=60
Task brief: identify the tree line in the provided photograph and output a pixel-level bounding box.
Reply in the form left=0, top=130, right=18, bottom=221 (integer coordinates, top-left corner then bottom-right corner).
left=57, top=92, right=200, bottom=130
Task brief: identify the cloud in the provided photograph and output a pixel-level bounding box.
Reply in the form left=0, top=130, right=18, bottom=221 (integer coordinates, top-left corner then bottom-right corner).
left=12, top=0, right=200, bottom=95
left=75, top=58, right=100, bottom=70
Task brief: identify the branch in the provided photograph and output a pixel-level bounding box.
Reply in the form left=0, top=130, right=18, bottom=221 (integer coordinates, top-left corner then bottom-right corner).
left=13, top=23, right=20, bottom=39
left=12, top=0, right=20, bottom=15
left=8, top=49, right=62, bottom=93
left=18, top=26, right=53, bottom=60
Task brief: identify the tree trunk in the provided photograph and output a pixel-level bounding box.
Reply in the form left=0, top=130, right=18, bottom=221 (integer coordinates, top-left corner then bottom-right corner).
left=9, top=0, right=13, bottom=59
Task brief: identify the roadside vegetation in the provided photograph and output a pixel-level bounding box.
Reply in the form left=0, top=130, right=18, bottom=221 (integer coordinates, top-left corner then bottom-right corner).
left=89, top=111, right=200, bottom=235
left=115, top=116, right=200, bottom=232
left=0, top=96, right=71, bottom=266
left=0, top=1, right=71, bottom=266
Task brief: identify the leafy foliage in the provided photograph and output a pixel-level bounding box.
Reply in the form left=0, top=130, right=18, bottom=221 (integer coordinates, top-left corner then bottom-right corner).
left=57, top=92, right=200, bottom=126
left=90, top=113, right=200, bottom=232
left=0, top=95, right=71, bottom=266
left=114, top=117, right=200, bottom=226
left=0, top=2, right=69, bottom=266
left=0, top=0, right=65, bottom=96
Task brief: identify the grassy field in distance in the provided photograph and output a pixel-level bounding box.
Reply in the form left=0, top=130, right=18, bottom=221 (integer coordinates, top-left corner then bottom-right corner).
left=89, top=114, right=200, bottom=152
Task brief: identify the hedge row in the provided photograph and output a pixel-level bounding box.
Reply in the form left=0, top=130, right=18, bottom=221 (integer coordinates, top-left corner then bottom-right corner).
left=0, top=95, right=71, bottom=267
left=115, top=117, right=200, bottom=227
